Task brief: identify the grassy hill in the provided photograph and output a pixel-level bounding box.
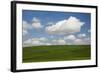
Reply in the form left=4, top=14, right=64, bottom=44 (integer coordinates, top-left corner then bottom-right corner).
left=23, top=45, right=91, bottom=63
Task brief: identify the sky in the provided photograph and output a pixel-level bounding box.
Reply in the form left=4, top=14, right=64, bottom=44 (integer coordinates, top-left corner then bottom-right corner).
left=22, top=10, right=91, bottom=47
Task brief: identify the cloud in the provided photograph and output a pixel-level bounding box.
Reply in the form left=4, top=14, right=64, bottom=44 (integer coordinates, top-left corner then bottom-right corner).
left=23, top=37, right=67, bottom=47
left=73, top=38, right=88, bottom=45
left=31, top=37, right=47, bottom=41
left=23, top=18, right=43, bottom=36
left=84, top=37, right=90, bottom=41
left=84, top=37, right=91, bottom=44
left=77, top=33, right=86, bottom=38
left=88, top=29, right=91, bottom=33
left=23, top=29, right=28, bottom=36
left=45, top=43, right=52, bottom=45
left=32, top=17, right=43, bottom=29
left=47, top=22, right=54, bottom=25
left=23, top=21, right=32, bottom=36
left=32, top=40, right=42, bottom=46
left=23, top=35, right=90, bottom=47
left=74, top=39, right=84, bottom=45
left=23, top=21, right=32, bottom=30
left=23, top=39, right=32, bottom=44
left=63, top=34, right=90, bottom=45
left=45, top=16, right=84, bottom=34
left=57, top=39, right=66, bottom=45
left=64, top=35, right=76, bottom=40
left=51, top=39, right=66, bottom=45
left=39, top=37, right=48, bottom=41
left=23, top=37, right=48, bottom=47
left=23, top=39, right=32, bottom=47
left=50, top=36, right=54, bottom=38
left=73, top=37, right=91, bottom=45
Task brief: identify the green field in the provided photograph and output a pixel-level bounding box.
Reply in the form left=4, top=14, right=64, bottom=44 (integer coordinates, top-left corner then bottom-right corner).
left=23, top=45, right=91, bottom=63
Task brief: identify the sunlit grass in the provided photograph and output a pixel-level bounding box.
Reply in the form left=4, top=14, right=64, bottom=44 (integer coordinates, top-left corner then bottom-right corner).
left=23, top=45, right=91, bottom=63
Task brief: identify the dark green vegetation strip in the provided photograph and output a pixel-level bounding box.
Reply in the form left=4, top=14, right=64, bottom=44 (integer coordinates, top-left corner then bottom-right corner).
left=23, top=45, right=91, bottom=63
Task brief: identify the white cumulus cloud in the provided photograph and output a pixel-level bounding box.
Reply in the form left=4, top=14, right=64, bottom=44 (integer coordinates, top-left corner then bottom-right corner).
left=57, top=39, right=66, bottom=45
left=74, top=39, right=86, bottom=45
left=23, top=37, right=48, bottom=47
left=23, top=21, right=32, bottom=30
left=23, top=35, right=90, bottom=47
left=45, top=16, right=84, bottom=34
left=23, top=29, right=28, bottom=36
left=73, top=38, right=90, bottom=45
left=23, top=21, right=32, bottom=36
left=23, top=37, right=67, bottom=47
left=64, top=35, right=76, bottom=40
left=77, top=33, right=86, bottom=38
left=32, top=17, right=43, bottom=29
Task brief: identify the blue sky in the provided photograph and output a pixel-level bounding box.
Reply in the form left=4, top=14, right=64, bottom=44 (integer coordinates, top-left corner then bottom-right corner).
left=22, top=10, right=91, bottom=47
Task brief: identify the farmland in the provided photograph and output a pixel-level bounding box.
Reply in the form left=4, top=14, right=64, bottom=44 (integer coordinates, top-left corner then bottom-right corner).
left=23, top=45, right=91, bottom=63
